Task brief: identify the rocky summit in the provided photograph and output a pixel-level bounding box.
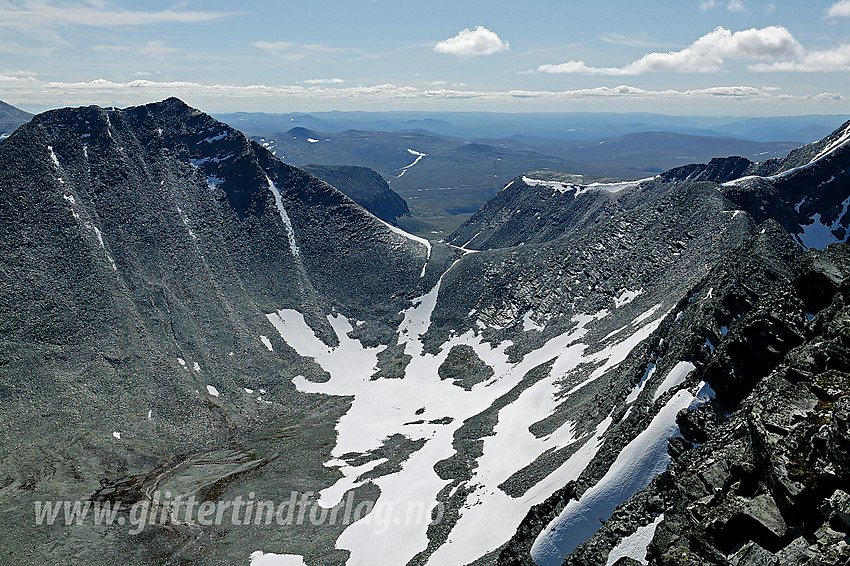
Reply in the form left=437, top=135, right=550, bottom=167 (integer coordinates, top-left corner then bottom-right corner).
left=0, top=98, right=849, bottom=566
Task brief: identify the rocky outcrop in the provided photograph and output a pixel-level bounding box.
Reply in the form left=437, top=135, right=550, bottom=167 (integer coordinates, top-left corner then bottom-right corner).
left=563, top=243, right=850, bottom=566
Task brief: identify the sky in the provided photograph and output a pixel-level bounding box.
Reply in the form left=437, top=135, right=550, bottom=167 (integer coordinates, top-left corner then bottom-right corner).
left=1, top=0, right=849, bottom=115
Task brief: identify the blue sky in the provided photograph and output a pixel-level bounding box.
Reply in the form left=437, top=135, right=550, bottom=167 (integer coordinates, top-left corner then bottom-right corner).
left=1, top=0, right=849, bottom=115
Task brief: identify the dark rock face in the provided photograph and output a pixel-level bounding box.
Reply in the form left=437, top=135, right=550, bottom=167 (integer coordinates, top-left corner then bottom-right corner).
left=657, top=122, right=850, bottom=249
left=560, top=244, right=850, bottom=566
left=303, top=164, right=430, bottom=232
left=0, top=98, right=433, bottom=565
left=446, top=170, right=620, bottom=250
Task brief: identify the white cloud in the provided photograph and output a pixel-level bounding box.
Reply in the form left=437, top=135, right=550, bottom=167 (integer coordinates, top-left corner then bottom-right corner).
left=826, top=0, right=850, bottom=17
left=91, top=41, right=176, bottom=57
left=0, top=40, right=57, bottom=56
left=699, top=0, right=746, bottom=11
left=253, top=41, right=358, bottom=61
left=252, top=41, right=295, bottom=56
left=434, top=26, right=509, bottom=57
left=91, top=44, right=131, bottom=52
left=750, top=43, right=850, bottom=71
left=301, top=78, right=344, bottom=84
left=138, top=41, right=178, bottom=57
left=537, top=26, right=801, bottom=75
left=598, top=33, right=681, bottom=49
left=0, top=76, right=838, bottom=110
left=0, top=1, right=238, bottom=29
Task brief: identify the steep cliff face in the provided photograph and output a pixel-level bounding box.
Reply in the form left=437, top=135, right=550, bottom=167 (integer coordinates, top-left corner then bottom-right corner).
left=0, top=98, right=435, bottom=565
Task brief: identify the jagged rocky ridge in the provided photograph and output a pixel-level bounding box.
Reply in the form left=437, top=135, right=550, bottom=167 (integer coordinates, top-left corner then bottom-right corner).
left=0, top=99, right=848, bottom=566
left=550, top=244, right=850, bottom=566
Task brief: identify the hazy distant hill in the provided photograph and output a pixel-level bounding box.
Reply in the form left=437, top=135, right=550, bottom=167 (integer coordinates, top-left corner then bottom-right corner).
left=0, top=100, right=31, bottom=137
left=254, top=127, right=631, bottom=234
left=216, top=110, right=850, bottom=144
left=478, top=131, right=802, bottom=174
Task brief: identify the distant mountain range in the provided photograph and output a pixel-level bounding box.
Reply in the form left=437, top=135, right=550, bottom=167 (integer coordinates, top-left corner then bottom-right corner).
left=474, top=131, right=800, bottom=174
left=216, top=110, right=849, bottom=144
left=1, top=98, right=849, bottom=566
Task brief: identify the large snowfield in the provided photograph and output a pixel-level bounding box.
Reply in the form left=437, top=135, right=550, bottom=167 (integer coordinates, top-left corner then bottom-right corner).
left=262, top=270, right=677, bottom=565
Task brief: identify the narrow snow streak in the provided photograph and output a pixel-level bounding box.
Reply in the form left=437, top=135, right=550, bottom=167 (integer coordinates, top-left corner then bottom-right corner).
left=47, top=145, right=60, bottom=168
left=397, top=149, right=426, bottom=178
left=266, top=175, right=301, bottom=258
left=723, top=127, right=850, bottom=189
left=531, top=385, right=712, bottom=566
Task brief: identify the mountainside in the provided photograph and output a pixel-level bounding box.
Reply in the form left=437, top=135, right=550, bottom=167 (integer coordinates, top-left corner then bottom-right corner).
left=2, top=100, right=850, bottom=566
left=302, top=164, right=430, bottom=233
left=0, top=98, right=440, bottom=565
left=658, top=121, right=850, bottom=249
left=0, top=99, right=32, bottom=138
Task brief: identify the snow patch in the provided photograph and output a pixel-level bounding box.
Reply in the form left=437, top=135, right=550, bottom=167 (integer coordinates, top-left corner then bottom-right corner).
left=268, top=310, right=386, bottom=385
left=249, top=551, right=306, bottom=566
left=522, top=310, right=544, bottom=332
left=206, top=175, right=223, bottom=190
left=614, top=288, right=643, bottom=308
left=652, top=361, right=696, bottom=401
left=798, top=212, right=841, bottom=249
left=278, top=278, right=665, bottom=565
left=198, top=132, right=227, bottom=144
left=606, top=514, right=664, bottom=566
left=523, top=176, right=654, bottom=197
left=397, top=149, right=426, bottom=178
left=260, top=335, right=274, bottom=351
left=206, top=385, right=219, bottom=397
left=47, top=145, right=60, bottom=168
